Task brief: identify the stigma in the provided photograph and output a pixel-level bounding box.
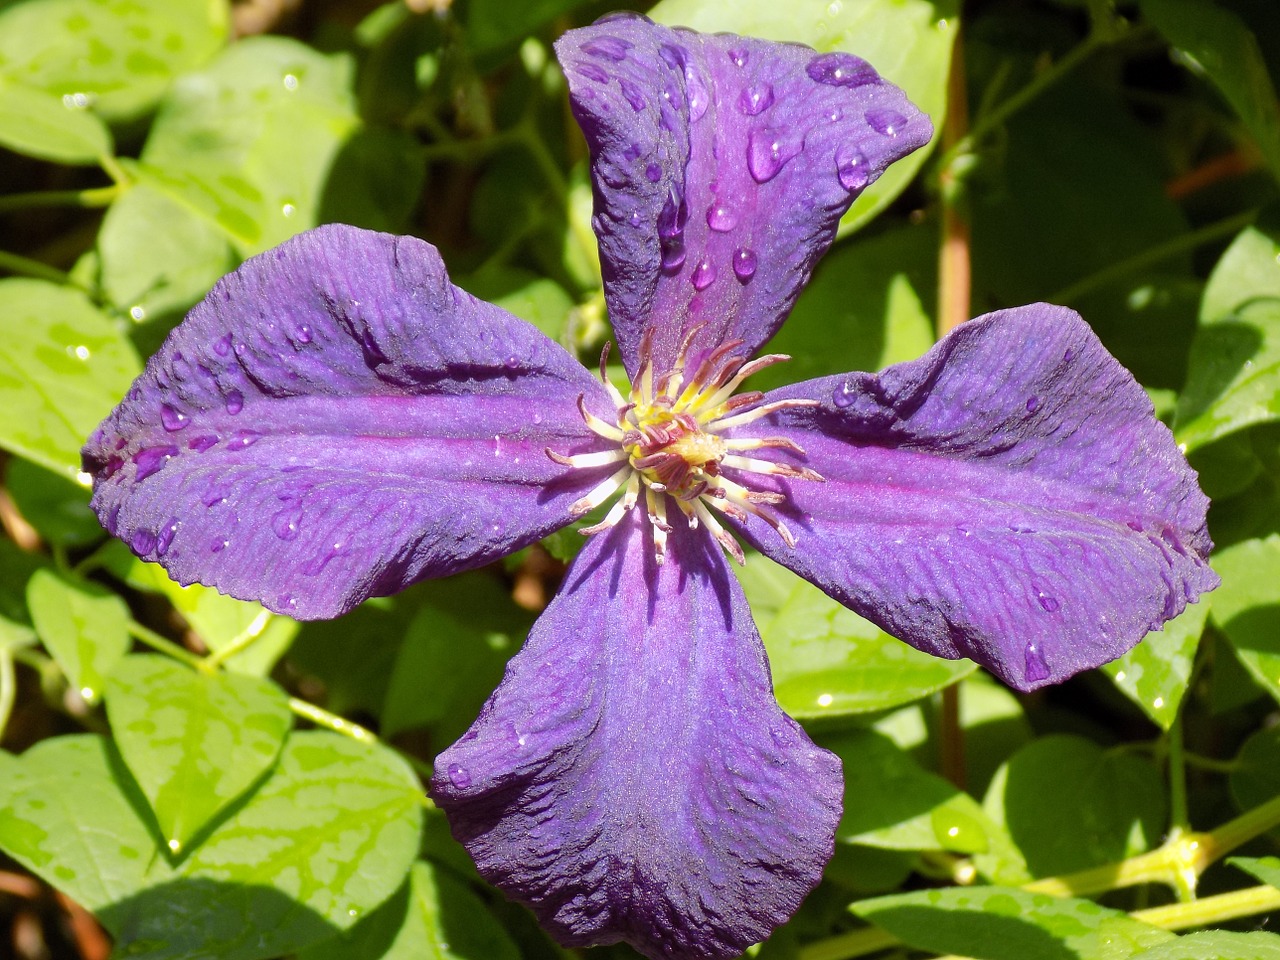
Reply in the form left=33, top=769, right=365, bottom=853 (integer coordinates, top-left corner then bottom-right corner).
left=547, top=330, right=822, bottom=565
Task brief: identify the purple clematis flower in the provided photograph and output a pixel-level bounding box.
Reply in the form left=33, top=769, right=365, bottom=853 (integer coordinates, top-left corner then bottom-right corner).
left=83, top=12, right=1217, bottom=960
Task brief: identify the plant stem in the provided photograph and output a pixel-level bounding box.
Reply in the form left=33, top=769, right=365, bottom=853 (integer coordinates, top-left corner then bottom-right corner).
left=0, top=185, right=120, bottom=213
left=0, top=249, right=73, bottom=285
left=126, top=620, right=205, bottom=670
left=0, top=645, right=15, bottom=743
left=797, top=925, right=899, bottom=960
left=201, top=609, right=273, bottom=671
left=287, top=696, right=376, bottom=743
left=937, top=26, right=971, bottom=338
left=1168, top=717, right=1189, bottom=835
left=1134, top=884, right=1280, bottom=930
left=1048, top=209, right=1257, bottom=304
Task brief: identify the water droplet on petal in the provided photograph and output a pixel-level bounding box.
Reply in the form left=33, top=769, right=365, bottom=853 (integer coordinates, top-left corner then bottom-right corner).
left=210, top=538, right=228, bottom=553
left=272, top=505, right=302, bottom=540
left=1024, top=644, right=1050, bottom=683
left=732, top=247, right=757, bottom=282
left=807, top=51, right=880, bottom=88
left=1037, top=592, right=1060, bottom=613
left=295, top=323, right=313, bottom=344
left=865, top=107, right=907, bottom=136
left=685, top=65, right=709, bottom=122
left=832, top=380, right=857, bottom=408
left=577, top=62, right=609, bottom=83
left=224, top=389, right=244, bottom=415
left=133, top=445, right=178, bottom=481
left=188, top=435, right=218, bottom=452
left=738, top=82, right=774, bottom=116
left=728, top=46, right=749, bottom=67
left=226, top=430, right=261, bottom=451
left=661, top=242, right=686, bottom=272
left=131, top=529, right=157, bottom=554
left=706, top=204, right=737, bottom=231
left=691, top=260, right=716, bottom=290
left=157, top=518, right=179, bottom=556
left=835, top=143, right=869, bottom=191
left=581, top=35, right=632, bottom=62
left=645, top=162, right=663, bottom=183
left=1063, top=347, right=1075, bottom=362
left=447, top=762, right=472, bottom=788
left=747, top=128, right=803, bottom=183
left=213, top=333, right=232, bottom=356
left=1025, top=395, right=1040, bottom=413
left=617, top=77, right=647, bottom=111
left=160, top=403, right=189, bottom=432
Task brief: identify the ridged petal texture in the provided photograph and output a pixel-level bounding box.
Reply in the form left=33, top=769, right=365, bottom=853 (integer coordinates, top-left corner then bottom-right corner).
left=556, top=14, right=931, bottom=378
left=723, top=304, right=1217, bottom=690
left=431, top=514, right=842, bottom=960
left=83, top=225, right=613, bottom=619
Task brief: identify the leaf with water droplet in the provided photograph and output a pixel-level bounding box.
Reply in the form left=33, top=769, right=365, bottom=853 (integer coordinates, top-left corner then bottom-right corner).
left=299, top=860, right=521, bottom=960
left=0, top=77, right=113, bottom=164
left=1129, top=930, right=1280, bottom=960
left=26, top=569, right=130, bottom=704
left=852, top=886, right=1174, bottom=960
left=1104, top=600, right=1208, bottom=729
left=105, top=654, right=292, bottom=852
left=1208, top=534, right=1280, bottom=708
left=0, top=280, right=140, bottom=479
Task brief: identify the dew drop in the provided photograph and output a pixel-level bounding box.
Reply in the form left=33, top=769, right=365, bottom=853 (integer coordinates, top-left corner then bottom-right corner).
left=807, top=51, right=880, bottom=88
left=685, top=66, right=709, bottom=122
left=1024, top=644, right=1050, bottom=683
left=835, top=143, right=869, bottom=191
left=129, top=305, right=146, bottom=322
left=581, top=35, right=632, bottom=62
left=645, top=162, right=662, bottom=183
left=691, top=260, right=716, bottom=290
left=832, top=380, right=857, bottom=408
left=728, top=46, right=749, bottom=67
left=188, top=435, right=218, bottom=452
left=1063, top=347, right=1075, bottom=362
left=226, top=430, right=261, bottom=451
left=661, top=243, right=686, bottom=272
left=738, top=82, right=774, bottom=116
left=578, top=62, right=609, bottom=83
left=732, top=247, right=757, bottom=282
left=866, top=108, right=907, bottom=136
left=747, top=128, right=803, bottom=183
left=133, top=445, right=178, bottom=481
left=295, top=323, right=313, bottom=344
left=1025, top=395, right=1040, bottom=413
left=160, top=403, right=189, bottom=432
left=272, top=505, right=302, bottom=540
left=157, top=518, right=179, bottom=556
left=447, top=762, right=472, bottom=788
left=657, top=186, right=687, bottom=239
left=213, top=333, right=232, bottom=356
left=210, top=539, right=228, bottom=553
left=617, top=77, right=647, bottom=111
left=706, top=203, right=737, bottom=232
left=131, top=529, right=157, bottom=554
left=224, top=389, right=244, bottom=415
left=1037, top=592, right=1060, bottom=613
left=167, top=839, right=181, bottom=853
left=282, top=73, right=298, bottom=91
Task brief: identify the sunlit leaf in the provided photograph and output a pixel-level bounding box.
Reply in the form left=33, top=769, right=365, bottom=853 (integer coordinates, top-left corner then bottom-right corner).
left=1103, top=601, right=1208, bottom=729
left=26, top=569, right=130, bottom=704
left=0, top=78, right=112, bottom=163
left=1209, top=534, right=1280, bottom=706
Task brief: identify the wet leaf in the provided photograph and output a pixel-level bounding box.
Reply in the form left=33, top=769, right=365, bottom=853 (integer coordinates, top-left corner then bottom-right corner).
left=26, top=569, right=130, bottom=704
left=1103, top=601, right=1209, bottom=729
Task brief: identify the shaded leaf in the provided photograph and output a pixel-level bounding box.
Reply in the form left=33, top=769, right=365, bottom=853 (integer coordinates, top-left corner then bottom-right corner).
left=1209, top=534, right=1280, bottom=706
left=1227, top=856, right=1280, bottom=891
left=1103, top=601, right=1209, bottom=729
left=6, top=458, right=103, bottom=548
left=26, top=568, right=130, bottom=704
left=105, top=654, right=292, bottom=852
left=1229, top=723, right=1280, bottom=816
left=0, top=279, right=140, bottom=479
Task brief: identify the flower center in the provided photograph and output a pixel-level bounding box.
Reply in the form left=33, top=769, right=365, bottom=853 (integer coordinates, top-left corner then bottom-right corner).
left=547, top=330, right=822, bottom=565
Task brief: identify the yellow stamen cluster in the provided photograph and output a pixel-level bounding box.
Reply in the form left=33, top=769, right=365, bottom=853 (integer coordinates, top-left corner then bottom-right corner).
left=547, top=332, right=823, bottom=565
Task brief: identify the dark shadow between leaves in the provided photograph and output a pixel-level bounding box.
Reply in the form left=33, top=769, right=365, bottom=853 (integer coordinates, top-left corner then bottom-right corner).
left=100, top=878, right=340, bottom=960
left=1177, top=316, right=1267, bottom=425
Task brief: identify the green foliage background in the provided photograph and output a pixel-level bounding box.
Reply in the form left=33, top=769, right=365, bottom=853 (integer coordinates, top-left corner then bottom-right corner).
left=0, top=0, right=1279, bottom=958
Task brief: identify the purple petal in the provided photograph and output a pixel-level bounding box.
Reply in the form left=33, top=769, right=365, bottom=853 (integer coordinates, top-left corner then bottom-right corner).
left=556, top=15, right=931, bottom=378
left=722, top=304, right=1218, bottom=691
left=83, top=225, right=614, bottom=620
left=431, top=514, right=841, bottom=960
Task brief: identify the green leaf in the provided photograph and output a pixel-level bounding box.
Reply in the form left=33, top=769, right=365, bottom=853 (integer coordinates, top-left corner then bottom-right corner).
left=852, top=886, right=1175, bottom=960
left=119, top=552, right=298, bottom=676
left=747, top=559, right=976, bottom=718
left=748, top=224, right=936, bottom=394
left=136, top=36, right=361, bottom=255
left=6, top=457, right=103, bottom=548
left=465, top=0, right=591, bottom=53
left=1129, top=930, right=1280, bottom=960
left=26, top=568, right=130, bottom=704
left=0, top=78, right=112, bottom=163
left=0, top=0, right=229, bottom=123
left=1102, top=601, right=1209, bottom=729
left=648, top=0, right=958, bottom=235
left=300, top=861, right=520, bottom=960
left=105, top=654, right=292, bottom=852
left=0, top=538, right=46, bottom=650
left=1208, top=534, right=1280, bottom=705
left=1227, top=855, right=1280, bottom=890
left=982, top=734, right=1165, bottom=878
left=381, top=574, right=528, bottom=744
left=1175, top=218, right=1280, bottom=450
left=457, top=267, right=575, bottom=344
left=0, top=278, right=140, bottom=479
left=825, top=729, right=996, bottom=855
left=1229, top=724, right=1280, bottom=815
left=96, top=180, right=237, bottom=330
left=1140, top=0, right=1280, bottom=179
left=0, top=735, right=171, bottom=917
